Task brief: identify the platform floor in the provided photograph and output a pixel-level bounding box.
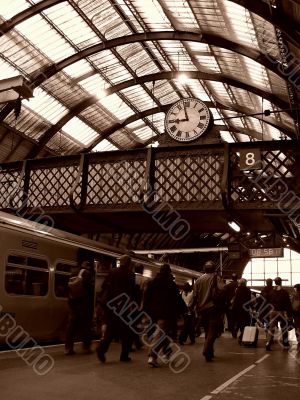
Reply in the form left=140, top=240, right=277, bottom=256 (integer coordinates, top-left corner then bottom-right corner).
left=0, top=332, right=299, bottom=400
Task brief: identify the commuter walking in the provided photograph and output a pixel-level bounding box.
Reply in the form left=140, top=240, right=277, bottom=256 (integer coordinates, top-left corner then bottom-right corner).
left=291, top=283, right=300, bottom=346
left=179, top=282, right=195, bottom=345
left=193, top=260, right=224, bottom=362
left=256, top=278, right=273, bottom=331
left=143, top=263, right=187, bottom=367
left=223, top=273, right=238, bottom=338
left=96, top=254, right=135, bottom=363
left=265, top=277, right=293, bottom=350
left=231, top=278, right=252, bottom=344
left=65, top=260, right=95, bottom=355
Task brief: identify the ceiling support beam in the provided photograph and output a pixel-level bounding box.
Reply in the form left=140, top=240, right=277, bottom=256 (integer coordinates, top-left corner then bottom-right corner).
left=25, top=70, right=294, bottom=158
left=0, top=0, right=64, bottom=36
left=30, top=31, right=298, bottom=88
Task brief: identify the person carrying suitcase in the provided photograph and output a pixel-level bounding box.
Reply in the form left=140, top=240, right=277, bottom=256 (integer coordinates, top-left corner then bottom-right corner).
left=231, top=278, right=252, bottom=345
left=265, top=277, right=293, bottom=351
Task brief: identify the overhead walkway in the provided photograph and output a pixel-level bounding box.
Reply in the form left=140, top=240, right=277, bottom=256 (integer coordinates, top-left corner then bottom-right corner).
left=0, top=140, right=299, bottom=238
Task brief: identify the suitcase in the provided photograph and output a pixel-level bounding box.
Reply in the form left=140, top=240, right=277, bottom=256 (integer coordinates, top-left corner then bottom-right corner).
left=241, top=326, right=258, bottom=347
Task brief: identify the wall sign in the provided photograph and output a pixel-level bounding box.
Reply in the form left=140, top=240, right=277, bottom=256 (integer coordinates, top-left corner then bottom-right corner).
left=239, top=149, right=261, bottom=170
left=249, top=248, right=283, bottom=258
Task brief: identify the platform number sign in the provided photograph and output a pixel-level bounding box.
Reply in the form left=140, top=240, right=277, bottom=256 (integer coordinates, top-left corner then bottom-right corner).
left=239, top=149, right=261, bottom=170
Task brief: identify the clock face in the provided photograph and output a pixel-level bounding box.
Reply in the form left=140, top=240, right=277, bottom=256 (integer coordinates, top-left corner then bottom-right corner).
left=165, top=98, right=211, bottom=142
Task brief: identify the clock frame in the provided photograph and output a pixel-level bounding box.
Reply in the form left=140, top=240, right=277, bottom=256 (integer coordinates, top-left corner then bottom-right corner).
left=165, top=98, right=211, bottom=142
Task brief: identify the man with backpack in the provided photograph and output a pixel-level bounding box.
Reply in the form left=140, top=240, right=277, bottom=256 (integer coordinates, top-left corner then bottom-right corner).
left=65, top=260, right=95, bottom=355
left=192, top=260, right=225, bottom=361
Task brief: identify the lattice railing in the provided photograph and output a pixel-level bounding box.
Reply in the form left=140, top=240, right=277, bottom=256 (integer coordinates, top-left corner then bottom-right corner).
left=0, top=141, right=299, bottom=213
left=154, top=149, right=223, bottom=206
left=229, top=143, right=298, bottom=209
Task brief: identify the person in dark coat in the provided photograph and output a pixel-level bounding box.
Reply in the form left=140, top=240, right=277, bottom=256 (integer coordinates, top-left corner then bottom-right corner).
left=256, top=278, right=273, bottom=330
left=143, top=263, right=187, bottom=367
left=192, top=260, right=224, bottom=362
left=223, top=273, right=239, bottom=338
left=65, top=260, right=95, bottom=355
left=96, top=254, right=136, bottom=363
left=231, top=278, right=252, bottom=344
left=179, top=282, right=195, bottom=345
left=291, top=284, right=300, bottom=346
left=265, top=277, right=293, bottom=350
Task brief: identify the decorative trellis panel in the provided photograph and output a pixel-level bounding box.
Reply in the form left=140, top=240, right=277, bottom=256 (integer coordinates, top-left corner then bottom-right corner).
left=230, top=147, right=296, bottom=208
left=0, top=170, right=25, bottom=209
left=154, top=152, right=223, bottom=205
left=29, top=166, right=79, bottom=208
left=87, top=159, right=146, bottom=206
left=0, top=142, right=299, bottom=215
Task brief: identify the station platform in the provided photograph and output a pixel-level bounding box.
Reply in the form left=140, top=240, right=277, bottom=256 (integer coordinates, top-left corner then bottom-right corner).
left=0, top=332, right=299, bottom=400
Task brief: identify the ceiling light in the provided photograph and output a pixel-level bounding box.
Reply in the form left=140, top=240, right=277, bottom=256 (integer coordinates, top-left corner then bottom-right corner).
left=177, top=73, right=189, bottom=84
left=228, top=220, right=241, bottom=232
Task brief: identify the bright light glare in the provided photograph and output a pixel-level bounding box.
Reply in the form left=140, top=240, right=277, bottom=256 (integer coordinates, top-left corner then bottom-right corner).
left=177, top=73, right=189, bottom=84
left=228, top=221, right=241, bottom=232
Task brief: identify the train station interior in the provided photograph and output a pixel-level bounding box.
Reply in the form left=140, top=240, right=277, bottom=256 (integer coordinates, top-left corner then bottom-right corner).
left=1, top=0, right=300, bottom=279
left=0, top=1, right=300, bottom=399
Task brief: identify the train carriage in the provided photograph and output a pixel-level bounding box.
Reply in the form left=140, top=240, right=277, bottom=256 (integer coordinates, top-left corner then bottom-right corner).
left=0, top=211, right=201, bottom=345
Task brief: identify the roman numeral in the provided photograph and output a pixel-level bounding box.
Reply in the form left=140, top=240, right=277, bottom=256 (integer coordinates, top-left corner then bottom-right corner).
left=200, top=115, right=206, bottom=120
left=170, top=125, right=177, bottom=133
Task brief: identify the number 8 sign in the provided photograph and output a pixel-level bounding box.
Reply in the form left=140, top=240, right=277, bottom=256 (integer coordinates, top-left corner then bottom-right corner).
left=239, top=149, right=261, bottom=170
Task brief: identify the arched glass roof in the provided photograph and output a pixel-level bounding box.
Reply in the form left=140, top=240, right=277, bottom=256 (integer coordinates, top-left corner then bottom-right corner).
left=0, top=0, right=299, bottom=161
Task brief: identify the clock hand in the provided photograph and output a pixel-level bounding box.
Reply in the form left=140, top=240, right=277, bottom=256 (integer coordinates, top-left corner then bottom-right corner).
left=183, top=104, right=189, bottom=121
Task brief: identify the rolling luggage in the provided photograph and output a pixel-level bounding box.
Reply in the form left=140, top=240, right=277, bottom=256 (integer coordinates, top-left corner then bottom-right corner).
left=241, top=325, right=258, bottom=347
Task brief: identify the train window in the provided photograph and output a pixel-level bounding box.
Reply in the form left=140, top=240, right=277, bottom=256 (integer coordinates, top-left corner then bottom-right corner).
left=54, top=262, right=75, bottom=298
left=27, top=257, right=48, bottom=269
left=8, top=255, right=26, bottom=265
left=5, top=253, right=49, bottom=296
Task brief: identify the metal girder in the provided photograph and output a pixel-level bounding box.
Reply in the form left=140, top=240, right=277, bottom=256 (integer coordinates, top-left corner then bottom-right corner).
left=229, top=0, right=300, bottom=48
left=30, top=31, right=298, bottom=88
left=1, top=30, right=298, bottom=126
left=26, top=70, right=294, bottom=158
left=0, top=0, right=63, bottom=36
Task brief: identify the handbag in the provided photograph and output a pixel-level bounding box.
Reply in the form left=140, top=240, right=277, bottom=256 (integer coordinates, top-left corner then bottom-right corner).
left=68, top=269, right=86, bottom=299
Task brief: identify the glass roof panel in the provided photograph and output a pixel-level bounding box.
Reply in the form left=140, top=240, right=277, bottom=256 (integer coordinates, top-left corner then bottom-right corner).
left=126, top=121, right=155, bottom=142
left=206, top=81, right=233, bottom=104
left=89, top=50, right=133, bottom=86
left=220, top=131, right=235, bottom=143
left=0, top=58, right=19, bottom=79
left=186, top=80, right=211, bottom=101
left=16, top=14, right=75, bottom=62
left=209, top=108, right=224, bottom=126
left=145, top=112, right=165, bottom=134
left=222, top=2, right=258, bottom=48
left=24, top=87, right=68, bottom=124
left=62, top=60, right=94, bottom=79
left=98, top=94, right=133, bottom=121
left=79, top=74, right=107, bottom=98
left=0, top=0, right=30, bottom=19
left=63, top=117, right=99, bottom=146
left=126, top=0, right=172, bottom=31
left=4, top=105, right=50, bottom=140
left=120, top=86, right=154, bottom=112
left=43, top=2, right=99, bottom=49
left=93, top=139, right=118, bottom=152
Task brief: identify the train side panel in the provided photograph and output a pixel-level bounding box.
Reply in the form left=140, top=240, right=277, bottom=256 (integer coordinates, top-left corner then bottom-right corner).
left=0, top=226, right=78, bottom=344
